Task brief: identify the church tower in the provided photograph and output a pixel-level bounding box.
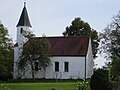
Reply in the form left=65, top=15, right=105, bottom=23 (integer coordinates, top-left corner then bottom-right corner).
left=16, top=2, right=32, bottom=47
left=14, top=2, right=32, bottom=79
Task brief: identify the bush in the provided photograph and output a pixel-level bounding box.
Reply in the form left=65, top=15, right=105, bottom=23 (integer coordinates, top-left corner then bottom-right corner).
left=0, top=74, right=13, bottom=81
left=90, top=68, right=112, bottom=90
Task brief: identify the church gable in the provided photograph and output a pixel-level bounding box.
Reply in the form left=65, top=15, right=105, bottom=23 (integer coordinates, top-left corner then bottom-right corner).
left=25, top=36, right=89, bottom=56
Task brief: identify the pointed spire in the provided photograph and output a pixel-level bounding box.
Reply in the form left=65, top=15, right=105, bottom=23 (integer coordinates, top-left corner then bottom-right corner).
left=16, top=2, right=32, bottom=27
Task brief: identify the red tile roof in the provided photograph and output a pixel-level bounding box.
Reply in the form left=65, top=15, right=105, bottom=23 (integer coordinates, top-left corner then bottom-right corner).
left=27, top=36, right=89, bottom=56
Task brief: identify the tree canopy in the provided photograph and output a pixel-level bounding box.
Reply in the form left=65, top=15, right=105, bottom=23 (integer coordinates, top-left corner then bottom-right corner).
left=100, top=11, right=120, bottom=80
left=0, top=24, right=13, bottom=80
left=63, top=17, right=99, bottom=58
left=18, top=37, right=51, bottom=80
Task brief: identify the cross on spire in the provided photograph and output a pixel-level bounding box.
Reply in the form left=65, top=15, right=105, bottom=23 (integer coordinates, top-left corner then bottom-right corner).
left=24, top=0, right=26, bottom=6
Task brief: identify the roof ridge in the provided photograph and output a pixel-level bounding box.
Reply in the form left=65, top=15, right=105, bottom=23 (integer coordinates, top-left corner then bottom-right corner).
left=31, top=36, right=90, bottom=39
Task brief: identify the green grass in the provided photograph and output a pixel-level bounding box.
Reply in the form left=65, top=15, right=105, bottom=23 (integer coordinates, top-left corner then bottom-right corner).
left=0, top=82, right=78, bottom=90
left=0, top=79, right=91, bottom=90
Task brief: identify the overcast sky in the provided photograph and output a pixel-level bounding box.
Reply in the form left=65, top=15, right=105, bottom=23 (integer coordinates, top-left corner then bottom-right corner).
left=0, top=0, right=120, bottom=68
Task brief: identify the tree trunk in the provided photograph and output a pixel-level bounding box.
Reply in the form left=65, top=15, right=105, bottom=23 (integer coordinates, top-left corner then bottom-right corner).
left=43, top=68, right=46, bottom=79
left=31, top=63, right=35, bottom=80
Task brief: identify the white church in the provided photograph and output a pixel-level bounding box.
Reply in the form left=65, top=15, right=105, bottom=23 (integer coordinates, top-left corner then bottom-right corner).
left=14, top=3, right=93, bottom=80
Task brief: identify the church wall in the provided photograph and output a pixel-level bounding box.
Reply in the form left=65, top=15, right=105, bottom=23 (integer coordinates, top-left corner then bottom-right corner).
left=14, top=53, right=92, bottom=80
left=17, top=26, right=31, bottom=47
left=45, top=56, right=86, bottom=79
left=86, top=38, right=94, bottom=78
left=16, top=56, right=86, bottom=79
left=14, top=36, right=93, bottom=80
left=13, top=47, right=19, bottom=79
left=14, top=26, right=32, bottom=79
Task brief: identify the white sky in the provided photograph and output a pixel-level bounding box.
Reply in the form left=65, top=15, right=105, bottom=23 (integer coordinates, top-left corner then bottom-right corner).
left=0, top=0, right=120, bottom=68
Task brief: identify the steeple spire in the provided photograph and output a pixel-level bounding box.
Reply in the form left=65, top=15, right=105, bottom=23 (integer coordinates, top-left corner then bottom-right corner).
left=16, top=2, right=32, bottom=27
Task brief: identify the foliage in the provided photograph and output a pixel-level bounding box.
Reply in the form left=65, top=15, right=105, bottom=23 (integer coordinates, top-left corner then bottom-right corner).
left=0, top=24, right=13, bottom=81
left=111, top=55, right=120, bottom=80
left=18, top=37, right=51, bottom=80
left=100, top=11, right=120, bottom=79
left=63, top=17, right=91, bottom=36
left=63, top=17, right=100, bottom=58
left=77, top=80, right=89, bottom=90
left=90, top=68, right=112, bottom=90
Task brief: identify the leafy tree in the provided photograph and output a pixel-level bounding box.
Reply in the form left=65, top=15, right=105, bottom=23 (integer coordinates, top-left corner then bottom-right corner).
left=111, top=55, right=120, bottom=80
left=63, top=17, right=99, bottom=58
left=0, top=24, right=13, bottom=80
left=18, top=37, right=51, bottom=80
left=100, top=11, right=120, bottom=79
left=90, top=68, right=112, bottom=90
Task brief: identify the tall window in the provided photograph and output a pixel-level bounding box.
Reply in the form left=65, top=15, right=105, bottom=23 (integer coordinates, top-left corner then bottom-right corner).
left=55, top=62, right=59, bottom=72
left=64, top=62, right=69, bottom=72
left=34, top=62, right=39, bottom=71
left=20, top=28, right=23, bottom=34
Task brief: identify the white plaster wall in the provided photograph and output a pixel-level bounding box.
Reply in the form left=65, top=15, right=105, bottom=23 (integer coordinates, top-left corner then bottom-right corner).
left=14, top=26, right=31, bottom=79
left=86, top=38, right=93, bottom=78
left=14, top=46, right=24, bottom=79
left=13, top=47, right=19, bottom=79
left=17, top=26, right=31, bottom=47
left=15, top=54, right=93, bottom=80
left=20, top=56, right=86, bottom=79
left=37, top=56, right=86, bottom=79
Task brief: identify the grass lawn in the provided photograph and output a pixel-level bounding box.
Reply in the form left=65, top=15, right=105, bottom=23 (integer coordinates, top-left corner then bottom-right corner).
left=0, top=82, right=79, bottom=90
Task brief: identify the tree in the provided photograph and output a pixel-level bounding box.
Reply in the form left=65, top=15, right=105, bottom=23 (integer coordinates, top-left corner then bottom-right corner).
left=0, top=24, right=13, bottom=80
left=90, top=68, right=112, bottom=90
left=63, top=17, right=99, bottom=58
left=111, top=55, right=120, bottom=80
left=18, top=37, right=51, bottom=80
left=100, top=11, right=120, bottom=80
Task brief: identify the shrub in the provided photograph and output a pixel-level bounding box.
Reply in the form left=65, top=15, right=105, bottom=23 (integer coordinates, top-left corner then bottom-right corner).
left=90, top=68, right=112, bottom=90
